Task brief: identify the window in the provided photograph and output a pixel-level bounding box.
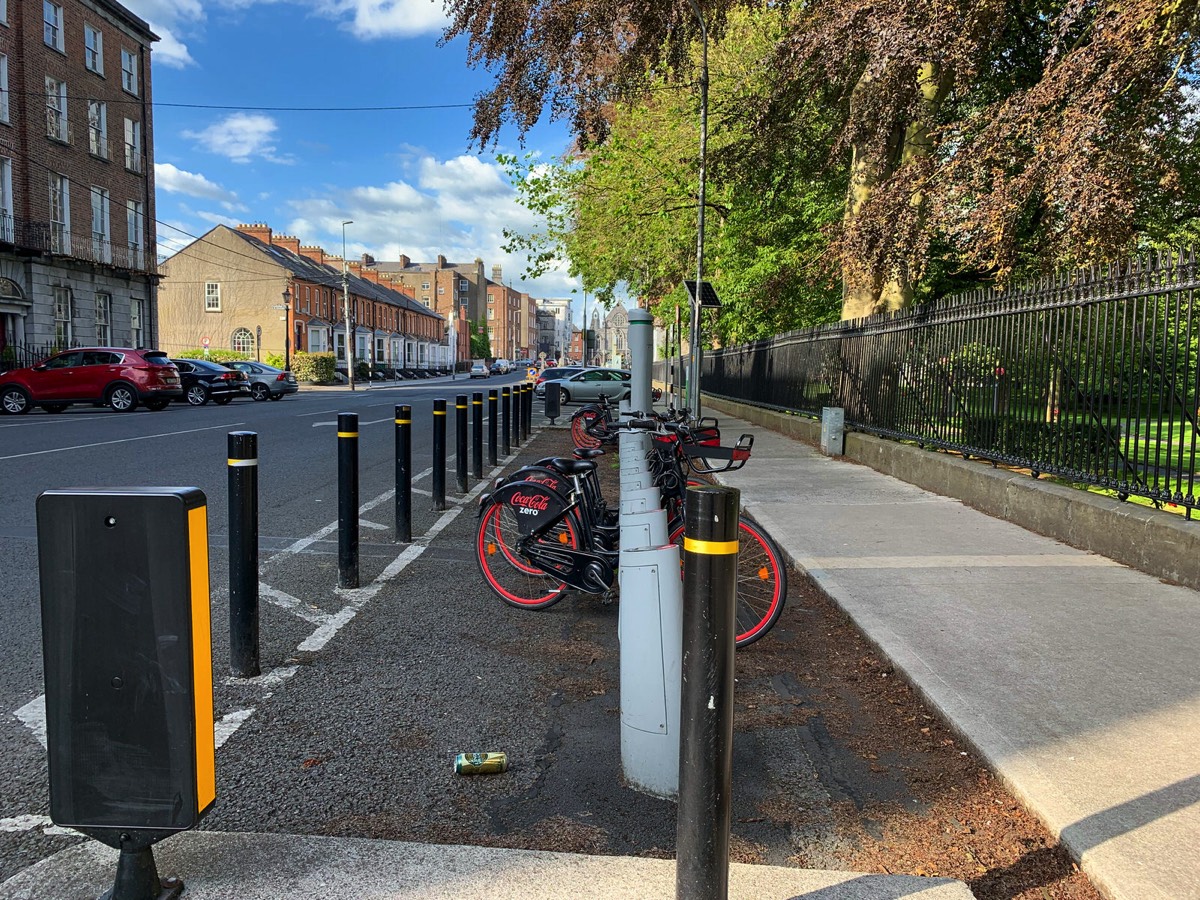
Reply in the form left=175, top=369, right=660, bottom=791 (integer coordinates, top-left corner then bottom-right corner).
left=130, top=298, right=143, bottom=346
left=88, top=100, right=107, bottom=158
left=95, top=293, right=111, bottom=344
left=231, top=328, right=254, bottom=354
left=90, top=186, right=110, bottom=263
left=49, top=173, right=70, bottom=253
left=488, top=292, right=494, bottom=304
left=0, top=55, right=9, bottom=124
left=487, top=308, right=494, bottom=320
left=0, top=1, right=7, bottom=25
left=121, top=49, right=137, bottom=95
left=53, top=287, right=72, bottom=345
left=44, top=2, right=64, bottom=51
left=422, top=296, right=430, bottom=306
left=437, top=286, right=445, bottom=294
left=123, top=119, right=141, bottom=172
left=205, top=282, right=221, bottom=311
left=375, top=338, right=384, bottom=362
left=421, top=281, right=430, bottom=290
left=45, top=77, right=67, bottom=142
left=0, top=157, right=10, bottom=243
left=126, top=200, right=143, bottom=268
left=85, top=25, right=103, bottom=74
left=460, top=279, right=469, bottom=291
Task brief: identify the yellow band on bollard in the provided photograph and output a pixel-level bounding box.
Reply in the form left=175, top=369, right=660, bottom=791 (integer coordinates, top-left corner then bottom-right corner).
left=683, top=537, right=739, bottom=555
left=227, top=458, right=258, bottom=467
left=472, top=400, right=482, bottom=405
left=337, top=431, right=359, bottom=438
left=456, top=404, right=467, bottom=409
left=395, top=418, right=411, bottom=424
left=434, top=410, right=446, bottom=416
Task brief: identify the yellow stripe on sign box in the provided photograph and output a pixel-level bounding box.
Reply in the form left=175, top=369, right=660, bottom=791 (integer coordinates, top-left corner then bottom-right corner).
left=188, top=504, right=216, bottom=815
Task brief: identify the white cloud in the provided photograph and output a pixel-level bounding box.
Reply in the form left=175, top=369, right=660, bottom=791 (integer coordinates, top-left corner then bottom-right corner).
left=120, top=0, right=204, bottom=67
left=314, top=0, right=449, bottom=39
left=155, top=163, right=242, bottom=205
left=183, top=113, right=292, bottom=164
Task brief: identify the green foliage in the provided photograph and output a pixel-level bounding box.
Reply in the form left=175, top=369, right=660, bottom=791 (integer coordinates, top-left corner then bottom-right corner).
left=175, top=348, right=254, bottom=364
left=264, top=352, right=285, bottom=369
left=469, top=320, right=491, bottom=358
left=290, top=351, right=337, bottom=384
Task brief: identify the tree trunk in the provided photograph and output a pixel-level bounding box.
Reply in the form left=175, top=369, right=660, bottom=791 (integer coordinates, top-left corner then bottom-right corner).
left=843, top=62, right=952, bottom=320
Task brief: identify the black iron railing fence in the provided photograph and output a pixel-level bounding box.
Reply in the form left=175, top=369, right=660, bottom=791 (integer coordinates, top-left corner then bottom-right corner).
left=686, top=250, right=1200, bottom=513
left=0, top=343, right=79, bottom=372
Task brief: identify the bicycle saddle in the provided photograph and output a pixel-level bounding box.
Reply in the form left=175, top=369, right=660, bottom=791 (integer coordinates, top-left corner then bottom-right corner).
left=543, top=457, right=597, bottom=476
left=574, top=448, right=606, bottom=459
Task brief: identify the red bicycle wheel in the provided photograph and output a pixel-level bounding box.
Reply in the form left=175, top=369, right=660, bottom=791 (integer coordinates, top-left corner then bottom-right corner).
left=476, top=502, right=577, bottom=609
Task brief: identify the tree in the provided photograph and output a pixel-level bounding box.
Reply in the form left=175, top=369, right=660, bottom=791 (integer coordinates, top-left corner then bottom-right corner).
left=469, top=320, right=491, bottom=359
left=447, top=0, right=1200, bottom=320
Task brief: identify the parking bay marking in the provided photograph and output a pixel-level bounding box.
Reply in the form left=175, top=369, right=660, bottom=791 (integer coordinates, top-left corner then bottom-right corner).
left=0, top=421, right=246, bottom=461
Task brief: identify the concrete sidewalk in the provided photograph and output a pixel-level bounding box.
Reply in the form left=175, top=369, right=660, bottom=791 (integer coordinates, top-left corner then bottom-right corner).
left=710, top=411, right=1200, bottom=900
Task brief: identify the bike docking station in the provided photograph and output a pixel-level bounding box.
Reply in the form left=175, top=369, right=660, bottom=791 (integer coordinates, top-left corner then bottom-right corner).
left=36, top=487, right=216, bottom=900
left=616, top=305, right=688, bottom=798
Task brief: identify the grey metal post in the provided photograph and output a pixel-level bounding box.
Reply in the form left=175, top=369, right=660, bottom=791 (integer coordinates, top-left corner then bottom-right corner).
left=628, top=307, right=654, bottom=414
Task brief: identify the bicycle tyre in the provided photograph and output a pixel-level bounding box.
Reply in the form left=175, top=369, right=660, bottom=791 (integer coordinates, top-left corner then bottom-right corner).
left=669, top=514, right=787, bottom=648
left=476, top=501, right=575, bottom=610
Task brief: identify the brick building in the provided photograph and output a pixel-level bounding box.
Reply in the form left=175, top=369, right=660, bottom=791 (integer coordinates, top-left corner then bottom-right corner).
left=157, top=223, right=451, bottom=372
left=0, top=0, right=158, bottom=364
left=373, top=254, right=488, bottom=326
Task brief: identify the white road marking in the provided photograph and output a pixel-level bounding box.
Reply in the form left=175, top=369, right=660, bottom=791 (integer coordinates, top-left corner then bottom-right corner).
left=258, top=584, right=331, bottom=624
left=312, top=415, right=396, bottom=428
left=360, top=520, right=389, bottom=531
left=225, top=665, right=300, bottom=689
left=214, top=708, right=255, bottom=748
left=0, top=414, right=111, bottom=429
left=0, top=815, right=74, bottom=836
left=14, top=695, right=46, bottom=749
left=0, top=422, right=246, bottom=461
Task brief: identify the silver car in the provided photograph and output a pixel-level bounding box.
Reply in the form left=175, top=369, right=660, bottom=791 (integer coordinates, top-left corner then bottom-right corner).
left=226, top=361, right=299, bottom=401
left=542, top=368, right=631, bottom=404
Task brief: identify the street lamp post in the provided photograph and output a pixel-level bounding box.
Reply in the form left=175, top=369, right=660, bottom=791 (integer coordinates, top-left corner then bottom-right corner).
left=342, top=220, right=355, bottom=391
left=281, top=287, right=292, bottom=372
left=686, top=0, right=708, bottom=419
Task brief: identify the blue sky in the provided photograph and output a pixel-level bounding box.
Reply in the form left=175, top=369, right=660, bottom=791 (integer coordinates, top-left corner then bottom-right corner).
left=122, top=0, right=596, bottom=321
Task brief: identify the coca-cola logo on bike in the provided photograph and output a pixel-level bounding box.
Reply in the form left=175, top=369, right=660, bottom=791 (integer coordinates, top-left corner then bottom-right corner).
left=523, top=474, right=560, bottom=489
left=509, top=491, right=550, bottom=512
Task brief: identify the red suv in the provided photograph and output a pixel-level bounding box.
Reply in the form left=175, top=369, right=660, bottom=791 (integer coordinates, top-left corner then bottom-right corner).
left=0, top=347, right=183, bottom=414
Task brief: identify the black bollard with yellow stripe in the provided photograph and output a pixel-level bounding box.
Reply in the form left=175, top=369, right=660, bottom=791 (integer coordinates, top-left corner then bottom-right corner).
left=227, top=431, right=260, bottom=677
left=338, top=412, right=359, bottom=589
left=37, top=486, right=216, bottom=900
left=676, top=484, right=740, bottom=900
left=472, top=391, right=484, bottom=479
left=432, top=398, right=447, bottom=511
left=395, top=405, right=412, bottom=543
left=456, top=394, right=469, bottom=492
left=487, top=389, right=498, bottom=466
left=501, top=387, right=512, bottom=457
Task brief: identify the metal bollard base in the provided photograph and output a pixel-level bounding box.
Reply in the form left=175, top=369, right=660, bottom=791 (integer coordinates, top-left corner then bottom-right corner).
left=99, top=847, right=183, bottom=900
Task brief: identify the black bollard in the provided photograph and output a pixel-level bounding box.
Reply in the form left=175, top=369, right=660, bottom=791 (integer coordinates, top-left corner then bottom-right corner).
left=472, top=391, right=484, bottom=479
left=545, top=379, right=561, bottom=424
left=513, top=384, right=524, bottom=447
left=676, top=485, right=741, bottom=900
left=501, top=387, right=512, bottom=457
left=524, top=382, right=533, bottom=436
left=455, top=394, right=468, bottom=492
left=487, top=389, right=498, bottom=466
left=395, top=404, right=412, bottom=543
left=337, top=412, right=360, bottom=589
left=432, top=399, right=447, bottom=511
left=227, top=431, right=260, bottom=677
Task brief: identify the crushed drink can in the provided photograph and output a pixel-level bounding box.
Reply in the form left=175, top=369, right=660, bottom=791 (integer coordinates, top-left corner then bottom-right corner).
left=454, top=751, right=509, bottom=775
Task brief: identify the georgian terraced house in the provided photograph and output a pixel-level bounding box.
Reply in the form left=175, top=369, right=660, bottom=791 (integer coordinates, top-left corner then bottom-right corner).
left=0, top=0, right=158, bottom=366
left=156, top=224, right=454, bottom=371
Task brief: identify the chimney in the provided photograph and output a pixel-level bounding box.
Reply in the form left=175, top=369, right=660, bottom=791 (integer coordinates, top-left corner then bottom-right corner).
left=492, top=265, right=503, bottom=283
left=275, top=234, right=301, bottom=254
left=397, top=254, right=410, bottom=268
left=437, top=254, right=448, bottom=268
left=347, top=259, right=362, bottom=276
left=361, top=253, right=376, bottom=267
left=298, top=245, right=326, bottom=265
left=236, top=222, right=272, bottom=244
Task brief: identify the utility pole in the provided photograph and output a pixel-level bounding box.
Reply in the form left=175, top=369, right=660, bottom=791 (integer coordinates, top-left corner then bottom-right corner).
left=342, top=220, right=355, bottom=391
left=687, top=0, right=708, bottom=419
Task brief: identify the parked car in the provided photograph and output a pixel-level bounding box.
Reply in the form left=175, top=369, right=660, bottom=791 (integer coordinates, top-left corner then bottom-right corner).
left=171, top=358, right=252, bottom=406
left=534, top=366, right=585, bottom=397
left=0, top=347, right=182, bottom=414
left=488, top=361, right=505, bottom=375
left=540, top=367, right=631, bottom=404
left=225, top=361, right=299, bottom=400
left=470, top=362, right=490, bottom=379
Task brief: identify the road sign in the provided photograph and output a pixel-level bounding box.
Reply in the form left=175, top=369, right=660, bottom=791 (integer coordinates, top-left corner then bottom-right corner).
left=201, top=337, right=210, bottom=347
left=270, top=304, right=289, bottom=310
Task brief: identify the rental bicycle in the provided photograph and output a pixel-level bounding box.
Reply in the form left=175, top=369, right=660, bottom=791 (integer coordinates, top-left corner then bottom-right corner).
left=475, top=414, right=787, bottom=647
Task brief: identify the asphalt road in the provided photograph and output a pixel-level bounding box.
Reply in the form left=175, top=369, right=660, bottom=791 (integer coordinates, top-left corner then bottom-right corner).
left=0, top=373, right=532, bottom=880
